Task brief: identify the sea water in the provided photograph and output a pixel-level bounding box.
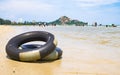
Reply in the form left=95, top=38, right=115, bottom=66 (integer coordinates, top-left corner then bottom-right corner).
left=12, top=26, right=120, bottom=48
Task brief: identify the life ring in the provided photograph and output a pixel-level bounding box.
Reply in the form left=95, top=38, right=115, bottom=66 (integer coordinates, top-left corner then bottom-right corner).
left=21, top=44, right=62, bottom=61
left=6, top=31, right=58, bottom=61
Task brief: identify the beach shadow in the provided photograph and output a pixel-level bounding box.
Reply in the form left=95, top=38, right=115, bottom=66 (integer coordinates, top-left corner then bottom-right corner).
left=6, top=53, right=62, bottom=64
left=6, top=44, right=63, bottom=63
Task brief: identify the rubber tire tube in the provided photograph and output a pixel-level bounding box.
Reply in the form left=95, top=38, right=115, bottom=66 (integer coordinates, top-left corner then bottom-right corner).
left=21, top=44, right=62, bottom=61
left=6, top=31, right=57, bottom=61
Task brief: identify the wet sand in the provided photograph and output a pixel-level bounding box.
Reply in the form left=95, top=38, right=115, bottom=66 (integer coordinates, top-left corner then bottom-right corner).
left=0, top=25, right=120, bottom=75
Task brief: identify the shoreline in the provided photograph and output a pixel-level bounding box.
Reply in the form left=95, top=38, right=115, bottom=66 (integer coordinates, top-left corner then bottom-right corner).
left=0, top=25, right=120, bottom=75
left=0, top=24, right=119, bottom=27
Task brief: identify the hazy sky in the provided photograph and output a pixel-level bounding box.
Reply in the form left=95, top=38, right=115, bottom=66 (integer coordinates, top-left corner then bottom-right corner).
left=0, top=0, right=120, bottom=25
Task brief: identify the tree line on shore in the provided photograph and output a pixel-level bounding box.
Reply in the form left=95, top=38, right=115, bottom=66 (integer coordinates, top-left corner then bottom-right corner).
left=0, top=16, right=88, bottom=26
left=0, top=18, right=11, bottom=25
left=0, top=18, right=40, bottom=25
left=0, top=17, right=118, bottom=27
left=0, top=17, right=58, bottom=25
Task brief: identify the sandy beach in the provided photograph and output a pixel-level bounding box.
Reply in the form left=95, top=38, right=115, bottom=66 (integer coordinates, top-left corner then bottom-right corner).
left=0, top=25, right=120, bottom=75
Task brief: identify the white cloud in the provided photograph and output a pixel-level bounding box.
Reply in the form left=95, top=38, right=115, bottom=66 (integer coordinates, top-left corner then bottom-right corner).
left=0, top=0, right=120, bottom=24
left=74, top=0, right=120, bottom=7
left=0, top=0, right=55, bottom=12
left=0, top=0, right=56, bottom=21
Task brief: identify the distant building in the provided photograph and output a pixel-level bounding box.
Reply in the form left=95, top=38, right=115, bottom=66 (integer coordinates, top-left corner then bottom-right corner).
left=32, top=20, right=36, bottom=25
left=94, top=22, right=97, bottom=27
left=99, top=24, right=102, bottom=26
left=17, top=18, right=23, bottom=23
left=92, top=22, right=97, bottom=27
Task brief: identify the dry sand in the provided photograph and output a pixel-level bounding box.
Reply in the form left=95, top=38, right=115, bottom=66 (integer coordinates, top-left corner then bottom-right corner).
left=0, top=25, right=120, bottom=75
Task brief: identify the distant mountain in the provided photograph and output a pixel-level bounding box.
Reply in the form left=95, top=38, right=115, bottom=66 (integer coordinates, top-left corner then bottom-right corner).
left=48, top=16, right=88, bottom=26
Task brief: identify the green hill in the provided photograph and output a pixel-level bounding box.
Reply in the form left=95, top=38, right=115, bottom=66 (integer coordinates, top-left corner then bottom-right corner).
left=48, top=16, right=88, bottom=26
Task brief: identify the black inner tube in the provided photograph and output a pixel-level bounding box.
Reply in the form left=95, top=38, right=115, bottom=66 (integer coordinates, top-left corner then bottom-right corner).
left=6, top=31, right=57, bottom=61
left=21, top=44, right=62, bottom=60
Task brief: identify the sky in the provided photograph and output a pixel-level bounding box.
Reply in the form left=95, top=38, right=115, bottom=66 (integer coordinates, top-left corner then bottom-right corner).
left=0, top=0, right=120, bottom=25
